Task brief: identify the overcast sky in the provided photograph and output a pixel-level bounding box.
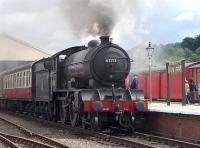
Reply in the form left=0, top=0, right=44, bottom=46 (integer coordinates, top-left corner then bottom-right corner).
left=1, top=0, right=200, bottom=53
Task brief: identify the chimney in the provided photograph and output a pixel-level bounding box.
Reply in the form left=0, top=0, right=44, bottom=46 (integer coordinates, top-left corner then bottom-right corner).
left=100, top=36, right=110, bottom=44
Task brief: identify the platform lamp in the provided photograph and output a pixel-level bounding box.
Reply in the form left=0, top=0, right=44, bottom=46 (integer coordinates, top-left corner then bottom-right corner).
left=146, top=42, right=154, bottom=104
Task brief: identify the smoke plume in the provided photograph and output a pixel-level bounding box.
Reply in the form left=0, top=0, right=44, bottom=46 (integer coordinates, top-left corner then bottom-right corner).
left=61, top=0, right=117, bottom=37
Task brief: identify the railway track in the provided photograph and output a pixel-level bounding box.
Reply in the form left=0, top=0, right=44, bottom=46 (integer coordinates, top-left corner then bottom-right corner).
left=133, top=132, right=200, bottom=148
left=0, top=131, right=55, bottom=148
left=1, top=111, right=200, bottom=148
left=0, top=115, right=69, bottom=148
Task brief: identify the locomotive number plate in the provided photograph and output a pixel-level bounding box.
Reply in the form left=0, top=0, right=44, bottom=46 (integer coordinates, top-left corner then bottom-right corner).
left=105, top=58, right=117, bottom=63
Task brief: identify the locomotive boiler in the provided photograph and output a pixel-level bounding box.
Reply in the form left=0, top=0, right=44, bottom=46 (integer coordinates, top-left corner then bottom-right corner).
left=65, top=36, right=130, bottom=88
left=0, top=36, right=148, bottom=133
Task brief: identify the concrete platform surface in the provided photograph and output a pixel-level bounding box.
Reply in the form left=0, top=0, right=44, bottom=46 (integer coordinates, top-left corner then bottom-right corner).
left=149, top=101, right=200, bottom=115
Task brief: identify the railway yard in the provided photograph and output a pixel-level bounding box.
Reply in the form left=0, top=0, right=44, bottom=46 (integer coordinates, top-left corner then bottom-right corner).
left=1, top=0, right=200, bottom=147
left=0, top=36, right=200, bottom=148
left=0, top=111, right=110, bottom=148
left=0, top=106, right=200, bottom=148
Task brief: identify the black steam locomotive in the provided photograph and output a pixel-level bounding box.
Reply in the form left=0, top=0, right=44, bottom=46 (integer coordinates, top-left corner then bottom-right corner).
left=0, top=36, right=148, bottom=132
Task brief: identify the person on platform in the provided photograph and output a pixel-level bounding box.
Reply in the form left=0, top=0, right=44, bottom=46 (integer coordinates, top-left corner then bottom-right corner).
left=131, top=75, right=138, bottom=89
left=189, top=79, right=197, bottom=104
left=197, top=83, right=200, bottom=103
left=185, top=80, right=191, bottom=104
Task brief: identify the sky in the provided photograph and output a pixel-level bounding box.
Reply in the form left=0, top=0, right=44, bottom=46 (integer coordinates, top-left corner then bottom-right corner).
left=1, top=0, right=200, bottom=53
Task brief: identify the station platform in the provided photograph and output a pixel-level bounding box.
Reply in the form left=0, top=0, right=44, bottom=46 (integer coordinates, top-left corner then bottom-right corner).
left=148, top=101, right=200, bottom=116
left=145, top=101, right=200, bottom=142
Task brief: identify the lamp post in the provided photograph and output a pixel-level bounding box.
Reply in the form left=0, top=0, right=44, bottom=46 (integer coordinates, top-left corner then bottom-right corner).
left=146, top=42, right=154, bottom=103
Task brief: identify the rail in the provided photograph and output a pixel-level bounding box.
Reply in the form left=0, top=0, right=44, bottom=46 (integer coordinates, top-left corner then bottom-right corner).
left=1, top=111, right=200, bottom=148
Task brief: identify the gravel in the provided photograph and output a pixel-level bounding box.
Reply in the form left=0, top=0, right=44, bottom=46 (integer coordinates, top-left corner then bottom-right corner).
left=0, top=112, right=124, bottom=148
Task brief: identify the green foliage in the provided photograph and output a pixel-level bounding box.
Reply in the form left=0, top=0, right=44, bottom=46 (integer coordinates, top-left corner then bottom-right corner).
left=195, top=47, right=200, bottom=55
left=181, top=35, right=200, bottom=51
left=156, top=34, right=200, bottom=63
left=181, top=37, right=196, bottom=51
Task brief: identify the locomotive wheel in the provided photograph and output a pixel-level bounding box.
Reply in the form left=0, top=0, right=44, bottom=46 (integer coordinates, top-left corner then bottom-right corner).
left=119, top=113, right=135, bottom=135
left=59, top=101, right=67, bottom=124
left=91, top=113, right=102, bottom=131
left=69, top=92, right=83, bottom=127
left=81, top=114, right=90, bottom=129
left=47, top=103, right=53, bottom=121
left=69, top=101, right=79, bottom=127
left=81, top=116, right=87, bottom=129
left=44, top=104, right=48, bottom=120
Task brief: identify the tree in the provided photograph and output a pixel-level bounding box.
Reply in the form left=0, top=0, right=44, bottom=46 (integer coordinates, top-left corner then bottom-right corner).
left=195, top=47, right=200, bottom=55
left=181, top=37, right=196, bottom=51
left=195, top=35, right=200, bottom=50
left=189, top=53, right=200, bottom=62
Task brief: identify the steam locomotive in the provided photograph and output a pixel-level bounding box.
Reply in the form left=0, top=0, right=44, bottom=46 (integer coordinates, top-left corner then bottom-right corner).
left=0, top=36, right=148, bottom=132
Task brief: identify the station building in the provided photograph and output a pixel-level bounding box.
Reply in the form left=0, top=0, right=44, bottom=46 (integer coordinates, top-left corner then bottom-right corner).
left=0, top=33, right=51, bottom=72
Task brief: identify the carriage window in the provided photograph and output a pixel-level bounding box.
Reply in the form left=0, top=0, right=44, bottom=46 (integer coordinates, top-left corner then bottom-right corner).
left=7, top=76, right=9, bottom=88
left=59, top=55, right=66, bottom=61
left=6, top=76, right=8, bottom=88
left=4, top=76, right=6, bottom=88
left=30, top=72, right=32, bottom=86
left=4, top=77, right=6, bottom=89
left=9, top=75, right=11, bottom=88
left=18, top=73, right=20, bottom=87
left=3, top=78, right=4, bottom=89
left=26, top=71, right=29, bottom=87
left=13, top=74, right=16, bottom=88
left=7, top=76, right=8, bottom=88
left=15, top=73, right=17, bottom=88
left=11, top=74, right=13, bottom=88
left=20, top=72, right=22, bottom=87
left=27, top=70, right=31, bottom=87
left=17, top=73, right=19, bottom=88
left=23, top=71, right=26, bottom=87
left=12, top=74, right=14, bottom=88
left=10, top=75, right=12, bottom=88
left=8, top=75, right=10, bottom=88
